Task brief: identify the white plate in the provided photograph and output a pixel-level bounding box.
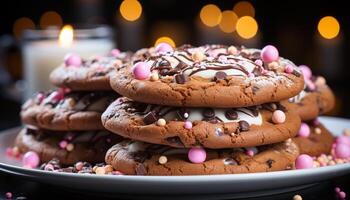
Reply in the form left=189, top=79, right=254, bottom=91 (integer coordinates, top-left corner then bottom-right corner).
left=1, top=117, right=350, bottom=199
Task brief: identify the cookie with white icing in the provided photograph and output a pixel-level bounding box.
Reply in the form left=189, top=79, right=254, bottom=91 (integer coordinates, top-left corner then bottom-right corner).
left=283, top=75, right=335, bottom=121
left=50, top=51, right=131, bottom=91
left=105, top=139, right=299, bottom=175
left=110, top=44, right=304, bottom=108
left=15, top=127, right=122, bottom=165
left=21, top=89, right=118, bottom=131
left=101, top=97, right=301, bottom=149
left=293, top=121, right=334, bottom=156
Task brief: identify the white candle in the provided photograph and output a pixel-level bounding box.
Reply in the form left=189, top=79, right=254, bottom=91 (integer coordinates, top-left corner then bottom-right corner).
left=22, top=26, right=114, bottom=100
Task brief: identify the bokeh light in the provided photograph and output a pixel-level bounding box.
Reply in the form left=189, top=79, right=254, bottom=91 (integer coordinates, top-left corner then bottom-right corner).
left=119, top=0, right=142, bottom=21
left=317, top=16, right=340, bottom=39
left=59, top=25, right=74, bottom=47
left=219, top=10, right=238, bottom=33
left=233, top=1, right=255, bottom=17
left=155, top=36, right=176, bottom=48
left=13, top=17, right=35, bottom=39
left=199, top=4, right=222, bottom=27
left=40, top=11, right=63, bottom=29
left=236, top=16, right=258, bottom=39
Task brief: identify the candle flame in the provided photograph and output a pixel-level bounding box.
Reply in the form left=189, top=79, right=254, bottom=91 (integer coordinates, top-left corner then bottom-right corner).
left=59, top=25, right=73, bottom=47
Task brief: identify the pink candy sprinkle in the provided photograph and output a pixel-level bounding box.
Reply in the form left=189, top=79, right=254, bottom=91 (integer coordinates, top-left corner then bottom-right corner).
left=299, top=65, right=312, bottom=80
left=298, top=123, right=310, bottom=138
left=254, top=59, right=263, bottom=66
left=272, top=110, right=286, bottom=124
left=155, top=43, right=173, bottom=54
left=295, top=154, right=314, bottom=169
left=184, top=121, right=193, bottom=129
left=188, top=148, right=206, bottom=163
left=336, top=135, right=350, bottom=146
left=5, top=148, right=13, bottom=157
left=5, top=192, right=12, bottom=199
left=284, top=64, right=294, bottom=74
left=335, top=187, right=341, bottom=193
left=22, top=151, right=40, bottom=168
left=64, top=53, right=82, bottom=67
left=110, top=49, right=121, bottom=56
left=261, top=45, right=279, bottom=63
left=335, top=143, right=350, bottom=159
left=306, top=80, right=316, bottom=91
left=246, top=150, right=255, bottom=156
left=59, top=140, right=68, bottom=149
left=36, top=93, right=45, bottom=103
left=132, top=62, right=150, bottom=80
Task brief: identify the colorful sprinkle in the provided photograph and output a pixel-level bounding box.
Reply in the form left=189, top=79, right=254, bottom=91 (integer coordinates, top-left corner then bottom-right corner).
left=64, top=53, right=82, bottom=67
left=184, top=121, right=193, bottom=129
left=335, top=143, right=350, bottom=159
left=110, top=49, right=121, bottom=56
left=66, top=143, right=75, bottom=151
left=156, top=118, right=166, bottom=126
left=299, top=65, right=312, bottom=80
left=272, top=110, right=286, bottom=124
left=284, top=64, right=294, bottom=74
left=192, top=51, right=206, bottom=62
left=155, top=42, right=173, bottom=54
left=132, top=62, right=150, bottom=80
left=295, top=154, right=314, bottom=169
left=5, top=192, right=12, bottom=199
left=261, top=45, right=279, bottom=63
left=158, top=156, right=168, bottom=164
left=227, top=46, right=238, bottom=55
left=298, top=123, right=310, bottom=138
left=22, top=151, right=40, bottom=168
left=188, top=147, right=206, bottom=164
left=59, top=140, right=68, bottom=149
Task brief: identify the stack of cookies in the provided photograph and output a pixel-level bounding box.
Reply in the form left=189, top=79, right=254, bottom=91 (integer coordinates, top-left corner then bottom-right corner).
left=15, top=50, right=130, bottom=166
left=102, top=44, right=309, bottom=175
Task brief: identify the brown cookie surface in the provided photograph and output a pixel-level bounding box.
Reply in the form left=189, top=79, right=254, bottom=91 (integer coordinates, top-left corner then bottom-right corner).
left=110, top=45, right=304, bottom=108
left=15, top=127, right=122, bottom=165
left=293, top=122, right=334, bottom=156
left=283, top=77, right=335, bottom=121
left=21, top=89, right=118, bottom=131
left=105, top=139, right=299, bottom=175
left=102, top=97, right=301, bottom=149
left=50, top=52, right=131, bottom=91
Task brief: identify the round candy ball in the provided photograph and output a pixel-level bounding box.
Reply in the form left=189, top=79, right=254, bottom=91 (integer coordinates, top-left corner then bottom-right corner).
left=64, top=53, right=82, bottom=67
left=295, top=154, right=314, bottom=169
left=336, top=135, right=350, bottom=146
left=284, top=64, right=294, bottom=74
left=132, top=62, right=150, bottom=80
left=272, top=110, right=286, bottom=124
left=299, top=65, right=312, bottom=80
left=188, top=148, right=206, bottom=163
left=155, top=42, right=173, bottom=54
left=335, top=143, right=350, bottom=159
left=261, top=45, right=279, bottom=63
left=184, top=121, right=193, bottom=129
left=110, top=49, right=121, bottom=56
left=22, top=151, right=40, bottom=168
left=298, top=123, right=310, bottom=138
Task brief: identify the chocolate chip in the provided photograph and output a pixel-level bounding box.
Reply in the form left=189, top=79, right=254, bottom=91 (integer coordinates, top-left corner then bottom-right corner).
left=132, top=151, right=150, bottom=163
left=224, top=158, right=238, bottom=165
left=238, top=120, right=250, bottom=131
left=159, top=68, right=169, bottom=76
left=143, top=111, right=158, bottom=125
left=225, top=109, right=238, bottom=120
left=214, top=71, right=227, bottom=81
left=202, top=108, right=215, bottom=119
left=135, top=164, right=147, bottom=175
left=276, top=103, right=287, bottom=112
left=174, top=74, right=188, bottom=84
left=158, top=60, right=170, bottom=67
left=215, top=128, right=224, bottom=136
left=165, top=136, right=184, bottom=147
left=176, top=108, right=190, bottom=120
left=292, top=70, right=301, bottom=77
left=266, top=159, right=275, bottom=168
left=252, top=66, right=262, bottom=76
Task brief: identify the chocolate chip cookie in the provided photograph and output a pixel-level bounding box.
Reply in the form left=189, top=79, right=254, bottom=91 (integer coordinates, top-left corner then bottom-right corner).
left=15, top=127, right=122, bottom=165
left=21, top=89, right=118, bottom=131
left=101, top=97, right=301, bottom=149
left=50, top=51, right=131, bottom=91
left=110, top=45, right=304, bottom=108
left=105, top=139, right=299, bottom=175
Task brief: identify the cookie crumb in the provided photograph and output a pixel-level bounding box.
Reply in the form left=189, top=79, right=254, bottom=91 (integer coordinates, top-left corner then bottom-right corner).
left=158, top=156, right=168, bottom=164
left=293, top=194, right=302, bottom=200
left=150, top=72, right=159, bottom=81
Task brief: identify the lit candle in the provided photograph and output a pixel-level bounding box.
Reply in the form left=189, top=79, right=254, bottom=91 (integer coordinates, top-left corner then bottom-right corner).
left=22, top=26, right=115, bottom=99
